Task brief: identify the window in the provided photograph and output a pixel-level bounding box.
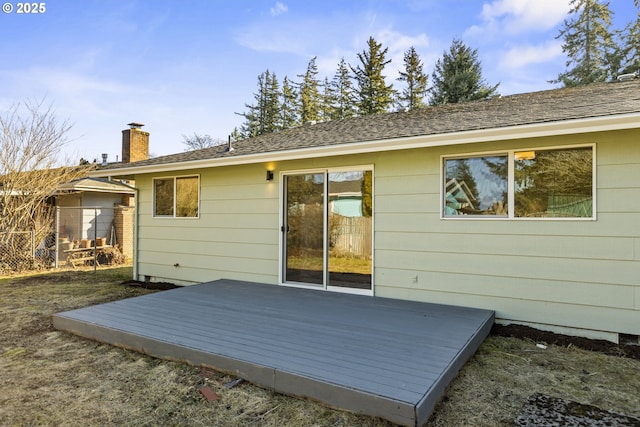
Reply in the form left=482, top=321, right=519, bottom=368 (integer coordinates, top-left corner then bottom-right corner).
left=153, top=175, right=199, bottom=218
left=443, top=145, right=594, bottom=219
left=444, top=155, right=508, bottom=216
left=515, top=147, right=593, bottom=218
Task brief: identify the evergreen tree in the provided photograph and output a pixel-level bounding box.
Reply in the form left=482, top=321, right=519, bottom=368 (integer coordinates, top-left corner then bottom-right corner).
left=396, top=46, right=428, bottom=110
left=237, top=70, right=281, bottom=137
left=619, top=0, right=640, bottom=74
left=430, top=38, right=499, bottom=105
left=264, top=70, right=280, bottom=133
left=319, top=77, right=335, bottom=122
left=229, top=127, right=242, bottom=142
left=280, top=76, right=299, bottom=130
left=351, top=36, right=395, bottom=115
left=329, top=58, right=357, bottom=120
left=554, top=0, right=616, bottom=86
left=298, top=57, right=322, bottom=124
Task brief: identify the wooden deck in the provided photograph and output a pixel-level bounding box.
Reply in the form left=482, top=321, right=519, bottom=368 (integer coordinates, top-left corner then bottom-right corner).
left=53, top=279, right=494, bottom=426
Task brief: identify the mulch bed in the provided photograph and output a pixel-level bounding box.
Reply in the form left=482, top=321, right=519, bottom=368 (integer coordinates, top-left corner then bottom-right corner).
left=121, top=280, right=180, bottom=290
left=493, top=324, right=640, bottom=425
left=492, top=324, right=640, bottom=361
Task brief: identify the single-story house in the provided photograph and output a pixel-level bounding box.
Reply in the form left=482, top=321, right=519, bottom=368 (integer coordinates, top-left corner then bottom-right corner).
left=95, top=80, right=640, bottom=343
left=54, top=177, right=135, bottom=260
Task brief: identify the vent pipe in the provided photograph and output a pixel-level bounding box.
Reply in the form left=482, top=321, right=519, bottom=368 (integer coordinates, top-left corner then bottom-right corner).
left=225, top=135, right=234, bottom=152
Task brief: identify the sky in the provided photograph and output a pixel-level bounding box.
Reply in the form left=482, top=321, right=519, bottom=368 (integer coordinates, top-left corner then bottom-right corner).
left=1, top=0, right=637, bottom=163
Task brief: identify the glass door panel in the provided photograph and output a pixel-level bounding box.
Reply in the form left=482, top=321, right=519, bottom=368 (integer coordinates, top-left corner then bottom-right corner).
left=327, top=170, right=372, bottom=290
left=283, top=173, right=325, bottom=285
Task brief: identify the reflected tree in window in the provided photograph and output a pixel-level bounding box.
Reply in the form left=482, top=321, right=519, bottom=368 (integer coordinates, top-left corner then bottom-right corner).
left=444, top=156, right=507, bottom=216
left=154, top=179, right=174, bottom=216
left=515, top=148, right=592, bottom=217
left=154, top=176, right=199, bottom=218
left=176, top=176, right=199, bottom=217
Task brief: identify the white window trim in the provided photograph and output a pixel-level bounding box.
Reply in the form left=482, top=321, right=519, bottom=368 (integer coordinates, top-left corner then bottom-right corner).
left=440, top=144, right=596, bottom=221
left=152, top=174, right=200, bottom=219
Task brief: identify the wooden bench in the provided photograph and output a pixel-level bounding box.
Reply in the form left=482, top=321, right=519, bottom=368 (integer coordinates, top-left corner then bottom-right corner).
left=64, top=245, right=112, bottom=268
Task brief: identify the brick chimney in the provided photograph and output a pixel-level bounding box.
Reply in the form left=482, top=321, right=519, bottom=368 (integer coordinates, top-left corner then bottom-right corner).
left=122, top=122, right=149, bottom=163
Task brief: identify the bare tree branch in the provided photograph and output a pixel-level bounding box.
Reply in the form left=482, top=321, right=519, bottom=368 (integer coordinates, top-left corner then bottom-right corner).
left=0, top=99, right=92, bottom=247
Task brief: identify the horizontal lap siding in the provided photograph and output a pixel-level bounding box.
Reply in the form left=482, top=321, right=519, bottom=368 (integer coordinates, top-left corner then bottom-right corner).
left=135, top=154, right=381, bottom=285
left=136, top=164, right=280, bottom=285
left=374, top=132, right=640, bottom=336
left=133, top=131, right=639, bottom=336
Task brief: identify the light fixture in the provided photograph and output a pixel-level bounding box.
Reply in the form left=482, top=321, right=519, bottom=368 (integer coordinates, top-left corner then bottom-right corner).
left=266, top=170, right=274, bottom=181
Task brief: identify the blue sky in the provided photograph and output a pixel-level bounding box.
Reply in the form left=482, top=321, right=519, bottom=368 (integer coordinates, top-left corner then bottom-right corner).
left=0, top=0, right=636, bottom=162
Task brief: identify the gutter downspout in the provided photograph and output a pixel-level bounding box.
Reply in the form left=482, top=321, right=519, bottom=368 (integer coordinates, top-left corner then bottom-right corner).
left=133, top=186, right=139, bottom=280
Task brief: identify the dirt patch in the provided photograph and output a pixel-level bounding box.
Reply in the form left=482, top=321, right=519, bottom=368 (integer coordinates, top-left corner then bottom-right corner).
left=492, top=324, right=640, bottom=360
left=515, top=393, right=640, bottom=426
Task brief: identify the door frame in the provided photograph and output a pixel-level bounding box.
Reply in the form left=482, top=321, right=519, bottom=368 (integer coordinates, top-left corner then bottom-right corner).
left=278, top=165, right=374, bottom=296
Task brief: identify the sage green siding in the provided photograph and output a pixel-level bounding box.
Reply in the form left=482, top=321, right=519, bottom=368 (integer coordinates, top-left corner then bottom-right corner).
left=136, top=164, right=281, bottom=285
left=373, top=130, right=639, bottom=337
left=134, top=129, right=639, bottom=337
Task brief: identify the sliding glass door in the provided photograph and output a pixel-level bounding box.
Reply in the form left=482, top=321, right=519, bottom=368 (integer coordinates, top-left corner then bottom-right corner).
left=282, top=168, right=372, bottom=293
left=283, top=172, right=325, bottom=285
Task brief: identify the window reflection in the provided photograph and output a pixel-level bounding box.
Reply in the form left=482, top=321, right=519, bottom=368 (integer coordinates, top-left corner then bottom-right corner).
left=515, top=147, right=592, bottom=218
left=444, top=156, right=508, bottom=216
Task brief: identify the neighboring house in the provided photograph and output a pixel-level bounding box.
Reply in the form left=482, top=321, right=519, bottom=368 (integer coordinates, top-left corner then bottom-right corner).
left=54, top=177, right=135, bottom=259
left=93, top=80, right=640, bottom=343
left=54, top=122, right=148, bottom=260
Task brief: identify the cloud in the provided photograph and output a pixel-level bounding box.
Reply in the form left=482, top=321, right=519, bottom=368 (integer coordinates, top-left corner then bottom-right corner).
left=270, top=2, right=288, bottom=16
left=499, top=40, right=564, bottom=69
left=369, top=29, right=431, bottom=79
left=467, top=0, right=570, bottom=38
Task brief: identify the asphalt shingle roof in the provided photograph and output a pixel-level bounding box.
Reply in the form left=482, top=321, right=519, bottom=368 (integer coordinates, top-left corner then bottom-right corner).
left=104, top=80, right=640, bottom=171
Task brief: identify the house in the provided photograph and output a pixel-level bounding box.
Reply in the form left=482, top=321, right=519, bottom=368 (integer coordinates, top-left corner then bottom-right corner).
left=54, top=177, right=135, bottom=260
left=93, top=80, right=640, bottom=343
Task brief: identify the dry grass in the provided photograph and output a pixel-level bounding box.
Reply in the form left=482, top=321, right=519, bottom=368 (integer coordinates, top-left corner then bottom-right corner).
left=1, top=267, right=639, bottom=426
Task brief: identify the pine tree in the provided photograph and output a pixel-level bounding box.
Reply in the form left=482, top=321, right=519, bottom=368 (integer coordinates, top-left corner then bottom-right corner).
left=554, top=0, right=616, bottom=86
left=264, top=70, right=280, bottom=133
left=237, top=70, right=281, bottom=138
left=319, top=77, right=335, bottom=122
left=280, top=76, right=299, bottom=130
left=329, top=58, right=357, bottom=120
left=430, top=38, right=499, bottom=106
left=396, top=46, right=428, bottom=111
left=351, top=36, right=395, bottom=115
left=619, top=0, right=640, bottom=74
left=298, top=57, right=322, bottom=124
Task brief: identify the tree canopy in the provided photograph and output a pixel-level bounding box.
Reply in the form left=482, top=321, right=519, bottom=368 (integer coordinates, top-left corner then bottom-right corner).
left=554, top=0, right=616, bottom=86
left=351, top=36, right=395, bottom=115
left=397, top=46, right=429, bottom=110
left=429, top=38, right=499, bottom=105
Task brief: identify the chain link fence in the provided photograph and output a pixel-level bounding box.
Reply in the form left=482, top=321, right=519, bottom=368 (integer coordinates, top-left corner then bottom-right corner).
left=0, top=206, right=135, bottom=274
left=55, top=206, right=134, bottom=270
left=0, top=231, right=38, bottom=273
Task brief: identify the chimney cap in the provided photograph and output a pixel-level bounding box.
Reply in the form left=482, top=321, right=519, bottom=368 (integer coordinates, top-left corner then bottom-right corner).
left=127, top=122, right=145, bottom=129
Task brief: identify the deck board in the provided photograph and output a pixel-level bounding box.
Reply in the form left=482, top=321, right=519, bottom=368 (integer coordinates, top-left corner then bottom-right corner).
left=53, top=279, right=494, bottom=426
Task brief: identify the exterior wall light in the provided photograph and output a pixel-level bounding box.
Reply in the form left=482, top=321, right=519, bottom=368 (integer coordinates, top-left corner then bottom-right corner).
left=266, top=170, right=274, bottom=181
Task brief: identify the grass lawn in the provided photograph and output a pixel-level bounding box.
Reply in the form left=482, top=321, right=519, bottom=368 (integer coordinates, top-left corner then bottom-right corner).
left=1, top=267, right=639, bottom=426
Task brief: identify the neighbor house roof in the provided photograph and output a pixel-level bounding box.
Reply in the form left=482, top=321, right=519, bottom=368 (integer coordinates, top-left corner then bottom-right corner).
left=93, top=80, right=640, bottom=177
left=55, top=177, right=135, bottom=194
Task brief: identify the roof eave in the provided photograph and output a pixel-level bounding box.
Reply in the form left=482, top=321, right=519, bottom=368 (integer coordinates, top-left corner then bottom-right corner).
left=90, top=113, right=640, bottom=178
